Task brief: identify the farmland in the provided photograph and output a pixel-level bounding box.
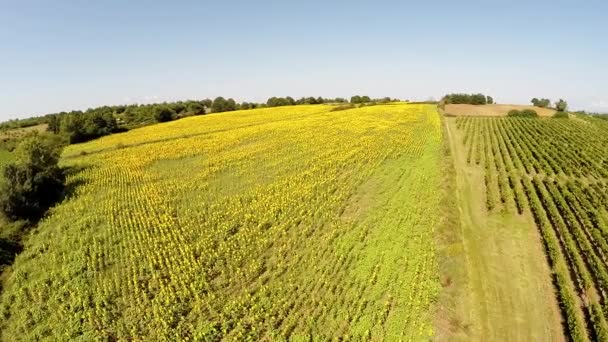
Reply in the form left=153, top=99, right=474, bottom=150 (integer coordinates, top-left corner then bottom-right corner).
left=451, top=115, right=608, bottom=341
left=0, top=103, right=444, bottom=340
left=445, top=104, right=556, bottom=117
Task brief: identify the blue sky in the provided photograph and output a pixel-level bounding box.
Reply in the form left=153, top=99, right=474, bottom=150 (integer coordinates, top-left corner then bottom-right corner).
left=1, top=0, right=607, bottom=120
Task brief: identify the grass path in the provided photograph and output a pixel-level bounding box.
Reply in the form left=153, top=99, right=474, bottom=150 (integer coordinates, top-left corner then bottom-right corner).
left=441, top=117, right=564, bottom=341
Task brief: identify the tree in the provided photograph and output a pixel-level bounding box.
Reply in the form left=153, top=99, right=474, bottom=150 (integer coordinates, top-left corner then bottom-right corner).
left=170, top=102, right=187, bottom=115
left=211, top=97, right=228, bottom=113
left=46, top=114, right=61, bottom=134
left=442, top=93, right=493, bottom=105
left=361, top=96, right=371, bottom=103
left=540, top=99, right=551, bottom=108
left=226, top=98, right=237, bottom=111
left=555, top=99, right=568, bottom=112
left=201, top=99, right=213, bottom=109
left=267, top=97, right=296, bottom=107
left=531, top=98, right=551, bottom=108
left=240, top=102, right=254, bottom=110
left=350, top=95, right=362, bottom=104
left=0, top=135, right=66, bottom=221
left=154, top=106, right=175, bottom=122
left=188, top=102, right=205, bottom=115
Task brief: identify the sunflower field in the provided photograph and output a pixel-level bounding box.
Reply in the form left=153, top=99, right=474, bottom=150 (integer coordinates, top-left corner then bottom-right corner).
left=0, top=103, right=443, bottom=340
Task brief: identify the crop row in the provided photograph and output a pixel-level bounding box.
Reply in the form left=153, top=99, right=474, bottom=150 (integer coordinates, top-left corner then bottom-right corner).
left=456, top=116, right=608, bottom=341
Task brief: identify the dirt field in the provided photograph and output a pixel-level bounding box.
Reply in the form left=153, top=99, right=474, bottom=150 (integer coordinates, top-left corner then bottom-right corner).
left=445, top=104, right=556, bottom=117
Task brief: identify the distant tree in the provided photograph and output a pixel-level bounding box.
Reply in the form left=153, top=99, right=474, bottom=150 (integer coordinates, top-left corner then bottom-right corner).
left=540, top=99, right=551, bottom=108
left=115, top=105, right=126, bottom=114
left=170, top=102, right=187, bottom=115
left=267, top=97, right=296, bottom=107
left=211, top=97, right=228, bottom=113
left=226, top=98, right=237, bottom=111
left=443, top=93, right=492, bottom=105
left=531, top=98, right=551, bottom=108
left=470, top=93, right=487, bottom=105
left=555, top=99, right=568, bottom=112
left=201, top=99, right=213, bottom=109
left=154, top=107, right=175, bottom=123
left=361, top=96, right=371, bottom=103
left=0, top=135, right=65, bottom=221
left=486, top=96, right=494, bottom=104
left=188, top=102, right=205, bottom=115
left=46, top=114, right=61, bottom=134
left=350, top=95, right=362, bottom=104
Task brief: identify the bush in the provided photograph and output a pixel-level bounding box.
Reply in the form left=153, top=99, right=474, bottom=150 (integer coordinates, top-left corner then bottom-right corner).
left=508, top=109, right=538, bottom=118
left=154, top=107, right=175, bottom=123
left=0, top=136, right=65, bottom=221
left=531, top=98, right=551, bottom=108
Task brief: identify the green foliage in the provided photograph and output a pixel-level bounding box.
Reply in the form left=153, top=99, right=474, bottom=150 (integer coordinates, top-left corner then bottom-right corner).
left=350, top=95, right=373, bottom=104
left=555, top=99, right=568, bottom=112
left=154, top=106, right=176, bottom=123
left=507, top=109, right=538, bottom=118
left=0, top=135, right=65, bottom=221
left=187, top=102, right=206, bottom=115
left=56, top=110, right=119, bottom=143
left=531, top=98, right=551, bottom=108
left=443, top=93, right=491, bottom=105
left=266, top=96, right=296, bottom=107
left=211, top=97, right=238, bottom=113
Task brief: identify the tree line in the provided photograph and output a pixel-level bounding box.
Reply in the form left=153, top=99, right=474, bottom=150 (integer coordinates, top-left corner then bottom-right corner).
left=442, top=93, right=494, bottom=105
left=530, top=98, right=568, bottom=112
left=265, top=96, right=401, bottom=107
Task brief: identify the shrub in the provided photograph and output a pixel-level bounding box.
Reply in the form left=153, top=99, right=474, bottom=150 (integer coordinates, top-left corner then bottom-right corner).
left=0, top=136, right=65, bottom=221
left=154, top=107, right=175, bottom=123
left=508, top=109, right=538, bottom=118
